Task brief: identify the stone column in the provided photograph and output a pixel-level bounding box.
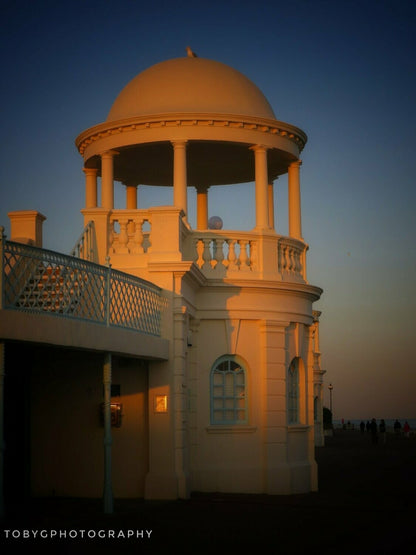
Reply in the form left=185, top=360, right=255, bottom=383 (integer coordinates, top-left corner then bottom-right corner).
left=125, top=183, right=138, bottom=237
left=125, top=183, right=138, bottom=209
left=288, top=160, right=302, bottom=239
left=252, top=145, right=269, bottom=230
left=268, top=181, right=275, bottom=230
left=172, top=141, right=188, bottom=217
left=101, top=151, right=118, bottom=210
left=196, top=185, right=209, bottom=230
left=83, top=167, right=98, bottom=209
left=103, top=353, right=113, bottom=514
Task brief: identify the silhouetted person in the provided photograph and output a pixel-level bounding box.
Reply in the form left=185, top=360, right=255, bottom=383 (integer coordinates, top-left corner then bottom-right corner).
left=360, top=421, right=365, bottom=434
left=370, top=418, right=378, bottom=444
left=403, top=421, right=410, bottom=438
left=379, top=419, right=386, bottom=443
left=366, top=420, right=371, bottom=433
left=394, top=419, right=401, bottom=437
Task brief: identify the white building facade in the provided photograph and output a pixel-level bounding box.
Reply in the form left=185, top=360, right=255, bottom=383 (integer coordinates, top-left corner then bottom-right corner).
left=1, top=52, right=325, bottom=507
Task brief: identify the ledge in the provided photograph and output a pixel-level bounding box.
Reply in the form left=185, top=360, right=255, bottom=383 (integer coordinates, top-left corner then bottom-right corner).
left=206, top=426, right=257, bottom=434
left=287, top=424, right=311, bottom=433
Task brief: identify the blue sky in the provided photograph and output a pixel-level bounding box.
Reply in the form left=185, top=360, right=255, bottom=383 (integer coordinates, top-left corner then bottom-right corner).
left=1, top=0, right=415, bottom=420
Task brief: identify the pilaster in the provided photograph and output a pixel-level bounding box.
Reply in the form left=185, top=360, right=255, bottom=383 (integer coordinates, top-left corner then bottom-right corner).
left=259, top=320, right=291, bottom=493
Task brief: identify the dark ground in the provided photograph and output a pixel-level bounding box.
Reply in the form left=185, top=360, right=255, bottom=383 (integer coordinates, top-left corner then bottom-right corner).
left=1, top=430, right=416, bottom=554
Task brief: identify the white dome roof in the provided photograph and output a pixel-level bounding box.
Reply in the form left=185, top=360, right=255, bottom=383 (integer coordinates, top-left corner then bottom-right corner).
left=107, top=56, right=276, bottom=121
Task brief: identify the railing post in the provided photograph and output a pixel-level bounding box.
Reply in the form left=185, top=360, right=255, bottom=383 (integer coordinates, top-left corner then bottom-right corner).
left=105, top=256, right=111, bottom=327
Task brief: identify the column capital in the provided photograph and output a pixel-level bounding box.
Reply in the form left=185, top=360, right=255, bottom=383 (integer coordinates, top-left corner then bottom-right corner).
left=83, top=167, right=98, bottom=176
left=289, top=159, right=302, bottom=169
left=101, top=149, right=119, bottom=159
left=250, top=143, right=268, bottom=153
left=171, top=139, right=188, bottom=148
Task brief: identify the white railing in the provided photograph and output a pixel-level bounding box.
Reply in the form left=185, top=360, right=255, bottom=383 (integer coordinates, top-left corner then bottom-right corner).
left=70, top=220, right=97, bottom=262
left=191, top=231, right=258, bottom=273
left=188, top=230, right=307, bottom=281
left=70, top=212, right=307, bottom=283
left=277, top=236, right=307, bottom=281
left=1, top=233, right=162, bottom=336
left=109, top=209, right=151, bottom=255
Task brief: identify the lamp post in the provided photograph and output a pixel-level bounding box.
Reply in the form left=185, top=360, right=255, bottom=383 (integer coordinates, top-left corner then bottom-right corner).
left=328, top=383, right=333, bottom=419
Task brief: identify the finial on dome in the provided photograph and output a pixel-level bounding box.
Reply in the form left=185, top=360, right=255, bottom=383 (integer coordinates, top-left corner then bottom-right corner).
left=186, top=46, right=197, bottom=58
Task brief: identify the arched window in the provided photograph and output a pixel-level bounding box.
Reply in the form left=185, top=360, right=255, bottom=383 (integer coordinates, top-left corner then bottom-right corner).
left=287, top=358, right=299, bottom=424
left=210, top=356, right=247, bottom=425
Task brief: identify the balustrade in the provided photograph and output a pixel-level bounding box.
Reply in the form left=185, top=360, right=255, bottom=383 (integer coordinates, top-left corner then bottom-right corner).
left=277, top=237, right=306, bottom=280
left=193, top=232, right=257, bottom=273
left=109, top=210, right=151, bottom=255
left=190, top=231, right=306, bottom=281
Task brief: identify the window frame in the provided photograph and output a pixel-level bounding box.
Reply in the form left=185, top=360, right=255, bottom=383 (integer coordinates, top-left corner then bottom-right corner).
left=210, top=355, right=248, bottom=425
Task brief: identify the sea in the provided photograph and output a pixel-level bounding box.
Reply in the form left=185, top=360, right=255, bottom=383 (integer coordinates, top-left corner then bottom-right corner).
left=333, top=418, right=416, bottom=432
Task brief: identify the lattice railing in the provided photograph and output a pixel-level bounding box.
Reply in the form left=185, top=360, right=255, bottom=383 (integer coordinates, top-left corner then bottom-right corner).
left=1, top=236, right=162, bottom=336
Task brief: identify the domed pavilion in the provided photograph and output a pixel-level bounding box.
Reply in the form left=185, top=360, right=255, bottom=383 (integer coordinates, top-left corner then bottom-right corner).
left=73, top=50, right=325, bottom=499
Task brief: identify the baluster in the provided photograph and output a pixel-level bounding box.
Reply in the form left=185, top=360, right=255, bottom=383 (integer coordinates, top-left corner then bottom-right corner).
left=143, top=219, right=151, bottom=253
left=277, top=241, right=283, bottom=273
left=118, top=218, right=129, bottom=253
left=108, top=220, right=115, bottom=254
left=131, top=218, right=144, bottom=254
left=213, top=238, right=224, bottom=269
left=286, top=246, right=292, bottom=273
left=281, top=244, right=288, bottom=273
left=195, top=238, right=204, bottom=268
left=202, top=238, right=212, bottom=270
left=239, top=240, right=249, bottom=271
left=227, top=239, right=237, bottom=270
left=293, top=247, right=300, bottom=274
left=250, top=241, right=258, bottom=271
left=289, top=247, right=295, bottom=273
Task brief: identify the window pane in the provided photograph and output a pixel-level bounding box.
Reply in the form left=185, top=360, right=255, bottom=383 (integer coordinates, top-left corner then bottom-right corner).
left=211, top=356, right=247, bottom=424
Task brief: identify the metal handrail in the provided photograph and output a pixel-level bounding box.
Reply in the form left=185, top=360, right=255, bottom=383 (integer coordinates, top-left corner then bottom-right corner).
left=70, top=220, right=97, bottom=262
left=1, top=232, right=162, bottom=336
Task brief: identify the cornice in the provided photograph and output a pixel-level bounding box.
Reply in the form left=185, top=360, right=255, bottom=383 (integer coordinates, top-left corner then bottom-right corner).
left=75, top=113, right=307, bottom=156
left=199, top=278, right=323, bottom=300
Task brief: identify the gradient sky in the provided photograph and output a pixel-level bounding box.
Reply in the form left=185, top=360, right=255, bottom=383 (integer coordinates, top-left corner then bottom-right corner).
left=1, top=0, right=415, bottom=420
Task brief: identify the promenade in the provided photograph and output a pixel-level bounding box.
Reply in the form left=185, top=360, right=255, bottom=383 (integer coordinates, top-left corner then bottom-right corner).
left=1, top=429, right=415, bottom=553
